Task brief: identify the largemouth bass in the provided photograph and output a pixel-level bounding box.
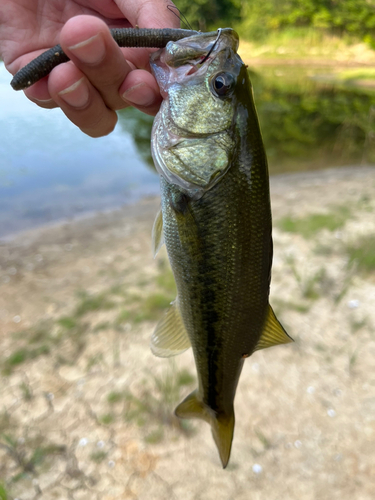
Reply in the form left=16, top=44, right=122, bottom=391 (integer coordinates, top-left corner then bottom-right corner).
left=149, top=28, right=293, bottom=468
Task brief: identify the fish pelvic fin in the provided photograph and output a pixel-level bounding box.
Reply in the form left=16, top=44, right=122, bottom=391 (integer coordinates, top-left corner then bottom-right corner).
left=175, top=390, right=235, bottom=468
left=254, top=304, right=294, bottom=352
left=150, top=298, right=191, bottom=357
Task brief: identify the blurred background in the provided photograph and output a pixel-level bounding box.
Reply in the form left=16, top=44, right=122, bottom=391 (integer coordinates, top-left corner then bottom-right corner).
left=0, top=1, right=375, bottom=499
left=1, top=0, right=375, bottom=238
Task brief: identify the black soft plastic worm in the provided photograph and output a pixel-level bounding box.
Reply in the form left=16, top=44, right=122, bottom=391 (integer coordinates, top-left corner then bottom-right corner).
left=10, top=28, right=198, bottom=91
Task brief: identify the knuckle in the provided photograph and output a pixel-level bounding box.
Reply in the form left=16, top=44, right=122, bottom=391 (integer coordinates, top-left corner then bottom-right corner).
left=82, top=112, right=118, bottom=138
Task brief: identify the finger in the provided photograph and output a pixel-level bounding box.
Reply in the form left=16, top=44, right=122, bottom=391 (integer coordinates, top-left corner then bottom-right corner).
left=121, top=69, right=163, bottom=116
left=59, top=15, right=134, bottom=111
left=24, top=78, right=57, bottom=109
left=115, top=0, right=180, bottom=29
left=48, top=62, right=118, bottom=138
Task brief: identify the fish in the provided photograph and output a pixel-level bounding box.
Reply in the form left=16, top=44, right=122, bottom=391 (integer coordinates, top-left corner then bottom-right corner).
left=149, top=28, right=293, bottom=468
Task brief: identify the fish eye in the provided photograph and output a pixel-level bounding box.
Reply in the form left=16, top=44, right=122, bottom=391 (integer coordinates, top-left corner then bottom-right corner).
left=211, top=72, right=235, bottom=97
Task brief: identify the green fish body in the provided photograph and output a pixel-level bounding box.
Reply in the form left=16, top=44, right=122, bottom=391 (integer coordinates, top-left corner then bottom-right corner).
left=150, top=29, right=292, bottom=468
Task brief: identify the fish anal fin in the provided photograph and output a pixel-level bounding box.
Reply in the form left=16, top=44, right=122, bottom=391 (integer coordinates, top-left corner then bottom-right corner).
left=150, top=298, right=191, bottom=357
left=254, top=304, right=294, bottom=352
left=175, top=389, right=208, bottom=422
left=151, top=208, right=164, bottom=258
left=175, top=390, right=235, bottom=468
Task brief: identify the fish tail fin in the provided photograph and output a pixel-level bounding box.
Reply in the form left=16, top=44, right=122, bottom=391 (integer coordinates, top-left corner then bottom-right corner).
left=210, top=410, right=235, bottom=469
left=175, top=389, right=235, bottom=468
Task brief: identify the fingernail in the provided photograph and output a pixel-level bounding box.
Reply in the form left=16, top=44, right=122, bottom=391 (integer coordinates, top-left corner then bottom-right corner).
left=68, top=32, right=105, bottom=64
left=122, top=83, right=156, bottom=107
left=58, top=77, right=89, bottom=108
left=33, top=98, right=54, bottom=105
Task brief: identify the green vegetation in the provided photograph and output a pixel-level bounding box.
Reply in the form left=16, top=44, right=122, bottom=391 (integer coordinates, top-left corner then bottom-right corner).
left=90, top=450, right=107, bottom=463
left=272, top=298, right=311, bottom=315
left=117, top=108, right=155, bottom=169
left=100, top=364, right=195, bottom=444
left=277, top=206, right=351, bottom=238
left=0, top=433, right=66, bottom=484
left=349, top=317, right=368, bottom=333
left=174, top=0, right=241, bottom=32
left=107, top=391, right=124, bottom=404
left=240, top=0, right=375, bottom=46
left=173, top=0, right=375, bottom=47
left=338, top=68, right=375, bottom=83
left=115, top=267, right=176, bottom=325
left=122, top=364, right=195, bottom=443
left=255, top=71, right=375, bottom=171
left=1, top=321, right=57, bottom=375
left=121, top=69, right=375, bottom=175
left=0, top=484, right=8, bottom=500
left=99, top=413, right=115, bottom=425
left=346, top=235, right=375, bottom=274
left=1, top=264, right=178, bottom=375
left=74, top=291, right=116, bottom=317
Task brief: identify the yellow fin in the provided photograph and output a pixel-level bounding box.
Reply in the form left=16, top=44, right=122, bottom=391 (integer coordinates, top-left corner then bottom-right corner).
left=175, top=390, right=234, bottom=468
left=254, top=305, right=294, bottom=352
left=175, top=389, right=208, bottom=421
left=151, top=208, right=164, bottom=258
left=150, top=298, right=191, bottom=357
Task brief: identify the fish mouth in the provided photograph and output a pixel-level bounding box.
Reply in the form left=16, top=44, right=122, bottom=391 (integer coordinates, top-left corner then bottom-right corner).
left=150, top=28, right=239, bottom=98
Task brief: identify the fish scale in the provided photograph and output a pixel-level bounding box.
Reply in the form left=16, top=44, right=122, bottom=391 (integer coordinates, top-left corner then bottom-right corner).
left=150, top=28, right=293, bottom=468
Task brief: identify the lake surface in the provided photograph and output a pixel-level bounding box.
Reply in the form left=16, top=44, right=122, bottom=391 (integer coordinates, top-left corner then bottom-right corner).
left=1, top=61, right=374, bottom=238
left=0, top=63, right=160, bottom=238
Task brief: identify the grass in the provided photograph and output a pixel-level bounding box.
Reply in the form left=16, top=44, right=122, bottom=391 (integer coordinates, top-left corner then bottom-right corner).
left=74, top=291, right=116, bottom=317
left=121, top=363, right=196, bottom=442
left=107, top=391, right=123, bottom=404
left=346, top=235, right=375, bottom=274
left=238, top=27, right=375, bottom=63
left=90, top=451, right=107, bottom=463
left=19, top=381, right=33, bottom=401
left=1, top=265, right=177, bottom=375
left=338, top=68, right=375, bottom=82
left=0, top=484, right=8, bottom=500
left=272, top=298, right=310, bottom=315
left=277, top=206, right=351, bottom=239
left=0, top=315, right=89, bottom=375
left=0, top=433, right=66, bottom=483
left=2, top=343, right=51, bottom=376
left=349, top=317, right=368, bottom=334
left=99, top=413, right=115, bottom=425
left=57, top=316, right=77, bottom=329
left=286, top=256, right=327, bottom=301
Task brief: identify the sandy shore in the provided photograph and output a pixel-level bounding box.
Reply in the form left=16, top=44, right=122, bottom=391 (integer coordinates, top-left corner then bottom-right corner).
left=1, top=166, right=375, bottom=499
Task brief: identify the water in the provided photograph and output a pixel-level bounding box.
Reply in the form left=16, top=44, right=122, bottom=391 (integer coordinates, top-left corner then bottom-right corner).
left=1, top=62, right=374, bottom=238
left=0, top=62, right=160, bottom=238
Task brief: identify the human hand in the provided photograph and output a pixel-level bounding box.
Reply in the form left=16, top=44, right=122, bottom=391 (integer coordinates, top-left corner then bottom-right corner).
left=0, top=0, right=179, bottom=137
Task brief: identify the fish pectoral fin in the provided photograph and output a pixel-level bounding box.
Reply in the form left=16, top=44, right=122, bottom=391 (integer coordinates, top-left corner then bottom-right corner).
left=254, top=304, right=294, bottom=352
left=151, top=208, right=164, bottom=258
left=150, top=298, right=191, bottom=357
left=175, top=390, right=234, bottom=469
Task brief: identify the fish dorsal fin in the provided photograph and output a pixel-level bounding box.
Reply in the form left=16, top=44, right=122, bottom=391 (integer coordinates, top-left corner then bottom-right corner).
left=151, top=208, right=164, bottom=258
left=150, top=298, right=191, bottom=357
left=254, top=305, right=293, bottom=352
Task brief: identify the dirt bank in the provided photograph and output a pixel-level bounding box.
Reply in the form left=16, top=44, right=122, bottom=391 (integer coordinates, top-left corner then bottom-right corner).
left=1, top=166, right=375, bottom=499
